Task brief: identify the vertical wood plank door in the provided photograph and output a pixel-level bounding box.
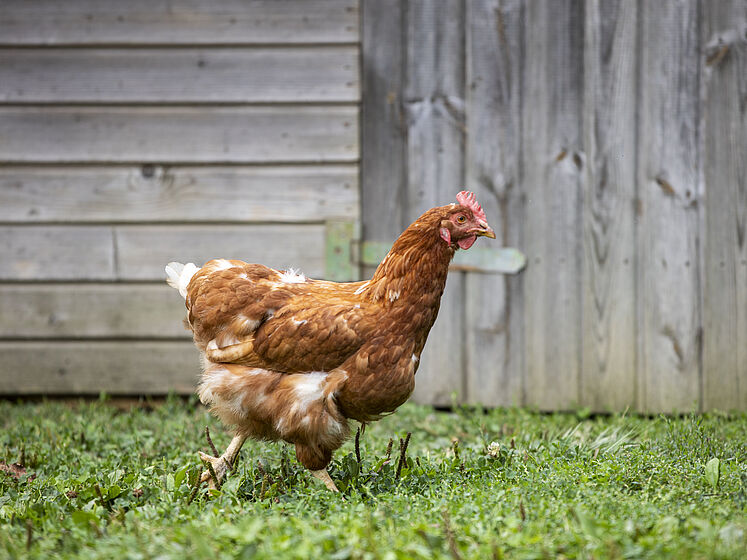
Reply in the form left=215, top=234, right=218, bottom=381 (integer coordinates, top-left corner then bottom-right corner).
left=701, top=0, right=747, bottom=411
left=637, top=1, right=702, bottom=413
left=358, top=0, right=745, bottom=413
left=464, top=0, right=524, bottom=407
left=581, top=0, right=637, bottom=410
left=521, top=0, right=585, bottom=410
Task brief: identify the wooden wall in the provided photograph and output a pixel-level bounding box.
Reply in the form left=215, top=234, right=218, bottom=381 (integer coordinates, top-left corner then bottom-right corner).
left=1, top=0, right=744, bottom=413
left=362, top=0, right=746, bottom=412
left=0, top=0, right=360, bottom=394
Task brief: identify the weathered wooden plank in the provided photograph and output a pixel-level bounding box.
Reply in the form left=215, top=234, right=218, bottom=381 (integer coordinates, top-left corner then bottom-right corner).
left=118, top=225, right=327, bottom=281
left=0, top=224, right=326, bottom=281
left=701, top=1, right=747, bottom=411
left=580, top=0, right=637, bottom=411
left=0, top=165, right=359, bottom=223
left=405, top=0, right=466, bottom=406
left=0, top=106, right=358, bottom=163
left=360, top=0, right=406, bottom=280
left=0, top=0, right=358, bottom=45
left=637, top=1, right=701, bottom=413
left=0, top=341, right=200, bottom=395
left=0, top=284, right=189, bottom=339
left=464, top=0, right=524, bottom=407
left=521, top=0, right=584, bottom=410
left=0, top=226, right=115, bottom=281
left=0, top=47, right=359, bottom=103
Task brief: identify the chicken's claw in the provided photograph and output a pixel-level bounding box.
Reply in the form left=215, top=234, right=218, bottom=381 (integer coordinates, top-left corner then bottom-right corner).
left=311, top=469, right=340, bottom=492
left=198, top=451, right=231, bottom=490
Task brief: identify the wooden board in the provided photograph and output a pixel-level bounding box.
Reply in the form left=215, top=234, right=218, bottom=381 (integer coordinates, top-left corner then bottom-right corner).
left=0, top=0, right=358, bottom=45
left=0, top=341, right=200, bottom=395
left=0, top=47, right=359, bottom=103
left=0, top=224, right=326, bottom=281
left=405, top=1, right=467, bottom=406
left=701, top=0, right=747, bottom=411
left=464, top=0, right=524, bottom=407
left=637, top=1, right=701, bottom=413
left=580, top=0, right=637, bottom=411
left=0, top=165, right=359, bottom=223
left=0, top=106, right=358, bottom=164
left=0, top=284, right=189, bottom=339
left=0, top=226, right=116, bottom=281
left=360, top=0, right=407, bottom=280
left=520, top=0, right=584, bottom=410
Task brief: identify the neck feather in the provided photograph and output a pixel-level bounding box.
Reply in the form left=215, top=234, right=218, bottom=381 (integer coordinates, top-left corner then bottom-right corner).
left=363, top=208, right=455, bottom=306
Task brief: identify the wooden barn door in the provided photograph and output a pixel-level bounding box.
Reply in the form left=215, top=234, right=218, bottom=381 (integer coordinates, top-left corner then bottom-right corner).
left=362, top=0, right=746, bottom=413
left=361, top=0, right=526, bottom=406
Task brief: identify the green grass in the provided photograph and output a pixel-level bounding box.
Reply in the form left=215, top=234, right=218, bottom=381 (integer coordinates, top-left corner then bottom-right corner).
left=1, top=397, right=745, bottom=559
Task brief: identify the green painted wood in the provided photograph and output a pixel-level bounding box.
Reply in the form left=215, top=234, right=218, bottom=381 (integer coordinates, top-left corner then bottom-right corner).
left=325, top=220, right=357, bottom=281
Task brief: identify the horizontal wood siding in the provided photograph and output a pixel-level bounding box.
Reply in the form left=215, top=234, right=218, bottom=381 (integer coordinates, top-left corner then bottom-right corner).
left=0, top=0, right=358, bottom=45
left=0, top=225, right=326, bottom=281
left=0, top=107, right=358, bottom=164
left=0, top=285, right=188, bottom=339
left=0, top=47, right=359, bottom=103
left=0, top=342, right=200, bottom=395
left=0, top=1, right=360, bottom=396
left=0, top=165, right=358, bottom=223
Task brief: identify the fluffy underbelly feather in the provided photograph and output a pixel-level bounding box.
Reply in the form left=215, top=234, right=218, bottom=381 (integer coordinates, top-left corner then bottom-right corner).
left=198, top=361, right=348, bottom=449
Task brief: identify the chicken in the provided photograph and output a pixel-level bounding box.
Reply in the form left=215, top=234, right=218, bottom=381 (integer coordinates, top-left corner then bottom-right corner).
left=165, top=191, right=495, bottom=491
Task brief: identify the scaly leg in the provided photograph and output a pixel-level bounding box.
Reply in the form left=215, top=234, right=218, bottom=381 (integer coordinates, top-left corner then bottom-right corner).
left=311, top=469, right=339, bottom=492
left=199, top=433, right=247, bottom=489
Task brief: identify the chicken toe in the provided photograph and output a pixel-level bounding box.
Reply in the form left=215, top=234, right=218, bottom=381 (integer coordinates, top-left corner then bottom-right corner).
left=197, top=433, right=247, bottom=489
left=198, top=452, right=232, bottom=489
left=311, top=469, right=339, bottom=492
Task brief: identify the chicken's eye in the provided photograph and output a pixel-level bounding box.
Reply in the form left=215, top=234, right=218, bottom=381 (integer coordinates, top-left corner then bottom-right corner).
left=456, top=215, right=467, bottom=224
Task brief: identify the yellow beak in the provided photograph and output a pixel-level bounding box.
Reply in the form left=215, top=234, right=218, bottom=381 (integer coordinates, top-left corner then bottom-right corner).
left=474, top=221, right=496, bottom=239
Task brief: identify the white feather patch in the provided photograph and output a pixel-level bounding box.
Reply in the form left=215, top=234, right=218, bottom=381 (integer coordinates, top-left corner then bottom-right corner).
left=291, top=372, right=327, bottom=414
left=279, top=268, right=306, bottom=284
left=165, top=261, right=199, bottom=298
left=212, top=259, right=235, bottom=271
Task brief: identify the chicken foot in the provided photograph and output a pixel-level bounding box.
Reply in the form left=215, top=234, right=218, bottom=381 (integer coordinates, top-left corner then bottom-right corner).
left=311, top=469, right=339, bottom=492
left=198, top=433, right=247, bottom=489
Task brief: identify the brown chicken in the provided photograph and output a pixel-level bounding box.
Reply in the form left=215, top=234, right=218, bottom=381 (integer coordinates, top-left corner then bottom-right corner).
left=166, top=191, right=495, bottom=491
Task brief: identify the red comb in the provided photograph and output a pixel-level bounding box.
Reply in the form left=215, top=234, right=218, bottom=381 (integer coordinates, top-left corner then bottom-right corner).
left=456, top=191, right=487, bottom=222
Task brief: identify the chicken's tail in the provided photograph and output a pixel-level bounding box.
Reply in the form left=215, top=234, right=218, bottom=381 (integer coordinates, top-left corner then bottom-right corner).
left=165, top=261, right=199, bottom=299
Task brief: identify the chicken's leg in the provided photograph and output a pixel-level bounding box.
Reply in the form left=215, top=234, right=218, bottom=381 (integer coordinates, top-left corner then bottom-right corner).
left=311, top=469, right=339, bottom=492
left=199, top=433, right=247, bottom=489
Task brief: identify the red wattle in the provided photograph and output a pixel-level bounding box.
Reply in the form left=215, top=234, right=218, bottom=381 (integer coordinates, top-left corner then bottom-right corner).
left=457, top=235, right=476, bottom=250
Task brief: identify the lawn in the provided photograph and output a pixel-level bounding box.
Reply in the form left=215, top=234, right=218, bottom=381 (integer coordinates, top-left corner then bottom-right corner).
left=0, top=397, right=744, bottom=559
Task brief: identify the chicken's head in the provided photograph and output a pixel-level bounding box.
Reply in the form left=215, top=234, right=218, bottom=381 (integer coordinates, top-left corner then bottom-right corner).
left=439, top=191, right=496, bottom=250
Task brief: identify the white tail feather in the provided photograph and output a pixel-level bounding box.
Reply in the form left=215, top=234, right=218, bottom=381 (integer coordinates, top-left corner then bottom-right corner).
left=165, top=261, right=199, bottom=298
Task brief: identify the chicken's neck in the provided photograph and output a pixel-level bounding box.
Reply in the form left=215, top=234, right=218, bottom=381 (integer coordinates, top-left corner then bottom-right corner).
left=362, top=217, right=455, bottom=310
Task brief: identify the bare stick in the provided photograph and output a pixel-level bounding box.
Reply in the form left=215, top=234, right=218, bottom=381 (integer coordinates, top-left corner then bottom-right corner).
left=204, top=426, right=219, bottom=457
